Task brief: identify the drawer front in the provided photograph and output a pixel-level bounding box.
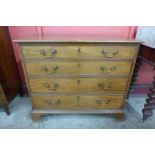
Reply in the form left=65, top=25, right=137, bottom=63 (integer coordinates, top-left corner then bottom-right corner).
left=25, top=60, right=132, bottom=76
left=29, top=77, right=128, bottom=93
left=22, top=45, right=136, bottom=59
left=32, top=95, right=124, bottom=110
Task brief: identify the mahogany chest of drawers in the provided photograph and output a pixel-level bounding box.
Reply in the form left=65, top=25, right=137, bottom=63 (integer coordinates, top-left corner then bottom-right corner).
left=15, top=35, right=141, bottom=120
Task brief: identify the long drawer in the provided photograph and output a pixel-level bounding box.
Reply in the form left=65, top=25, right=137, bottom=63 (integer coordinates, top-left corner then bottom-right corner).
left=25, top=60, right=132, bottom=76
left=29, top=77, right=128, bottom=93
left=22, top=45, right=136, bottom=59
left=32, top=95, right=125, bottom=110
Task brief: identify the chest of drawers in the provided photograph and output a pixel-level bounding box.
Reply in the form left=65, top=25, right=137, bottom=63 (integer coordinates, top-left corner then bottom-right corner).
left=15, top=35, right=141, bottom=120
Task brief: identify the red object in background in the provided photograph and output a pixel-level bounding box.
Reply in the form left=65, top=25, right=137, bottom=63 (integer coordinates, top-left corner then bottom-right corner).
left=137, top=63, right=154, bottom=83
left=9, top=26, right=136, bottom=82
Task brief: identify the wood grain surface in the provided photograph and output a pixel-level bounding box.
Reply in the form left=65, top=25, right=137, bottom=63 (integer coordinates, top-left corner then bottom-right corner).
left=29, top=77, right=128, bottom=93
left=32, top=94, right=124, bottom=110
left=25, top=60, right=132, bottom=76
left=22, top=45, right=137, bottom=59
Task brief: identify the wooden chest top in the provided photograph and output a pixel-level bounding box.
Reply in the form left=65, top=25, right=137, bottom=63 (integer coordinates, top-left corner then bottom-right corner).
left=13, top=35, right=141, bottom=44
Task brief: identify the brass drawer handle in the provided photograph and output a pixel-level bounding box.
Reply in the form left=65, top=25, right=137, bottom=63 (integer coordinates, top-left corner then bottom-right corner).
left=98, top=83, right=112, bottom=90
left=40, top=50, right=46, bottom=56
left=51, top=49, right=57, bottom=56
left=101, top=50, right=119, bottom=58
left=44, top=83, right=59, bottom=91
left=40, top=49, right=57, bottom=58
left=100, top=66, right=117, bottom=73
left=41, top=65, right=59, bottom=74
left=96, top=99, right=110, bottom=105
left=46, top=99, right=60, bottom=104
left=46, top=99, right=52, bottom=104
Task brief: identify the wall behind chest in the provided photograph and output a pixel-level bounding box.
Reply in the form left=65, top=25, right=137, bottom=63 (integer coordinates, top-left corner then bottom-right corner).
left=9, top=26, right=136, bottom=82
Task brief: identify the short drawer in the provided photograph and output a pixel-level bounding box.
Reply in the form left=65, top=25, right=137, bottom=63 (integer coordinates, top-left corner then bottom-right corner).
left=32, top=95, right=125, bottom=110
left=25, top=60, right=132, bottom=76
left=29, top=77, right=128, bottom=93
left=22, top=45, right=137, bottom=59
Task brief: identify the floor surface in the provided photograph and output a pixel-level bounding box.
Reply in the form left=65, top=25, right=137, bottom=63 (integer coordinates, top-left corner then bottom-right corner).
left=0, top=95, right=155, bottom=129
